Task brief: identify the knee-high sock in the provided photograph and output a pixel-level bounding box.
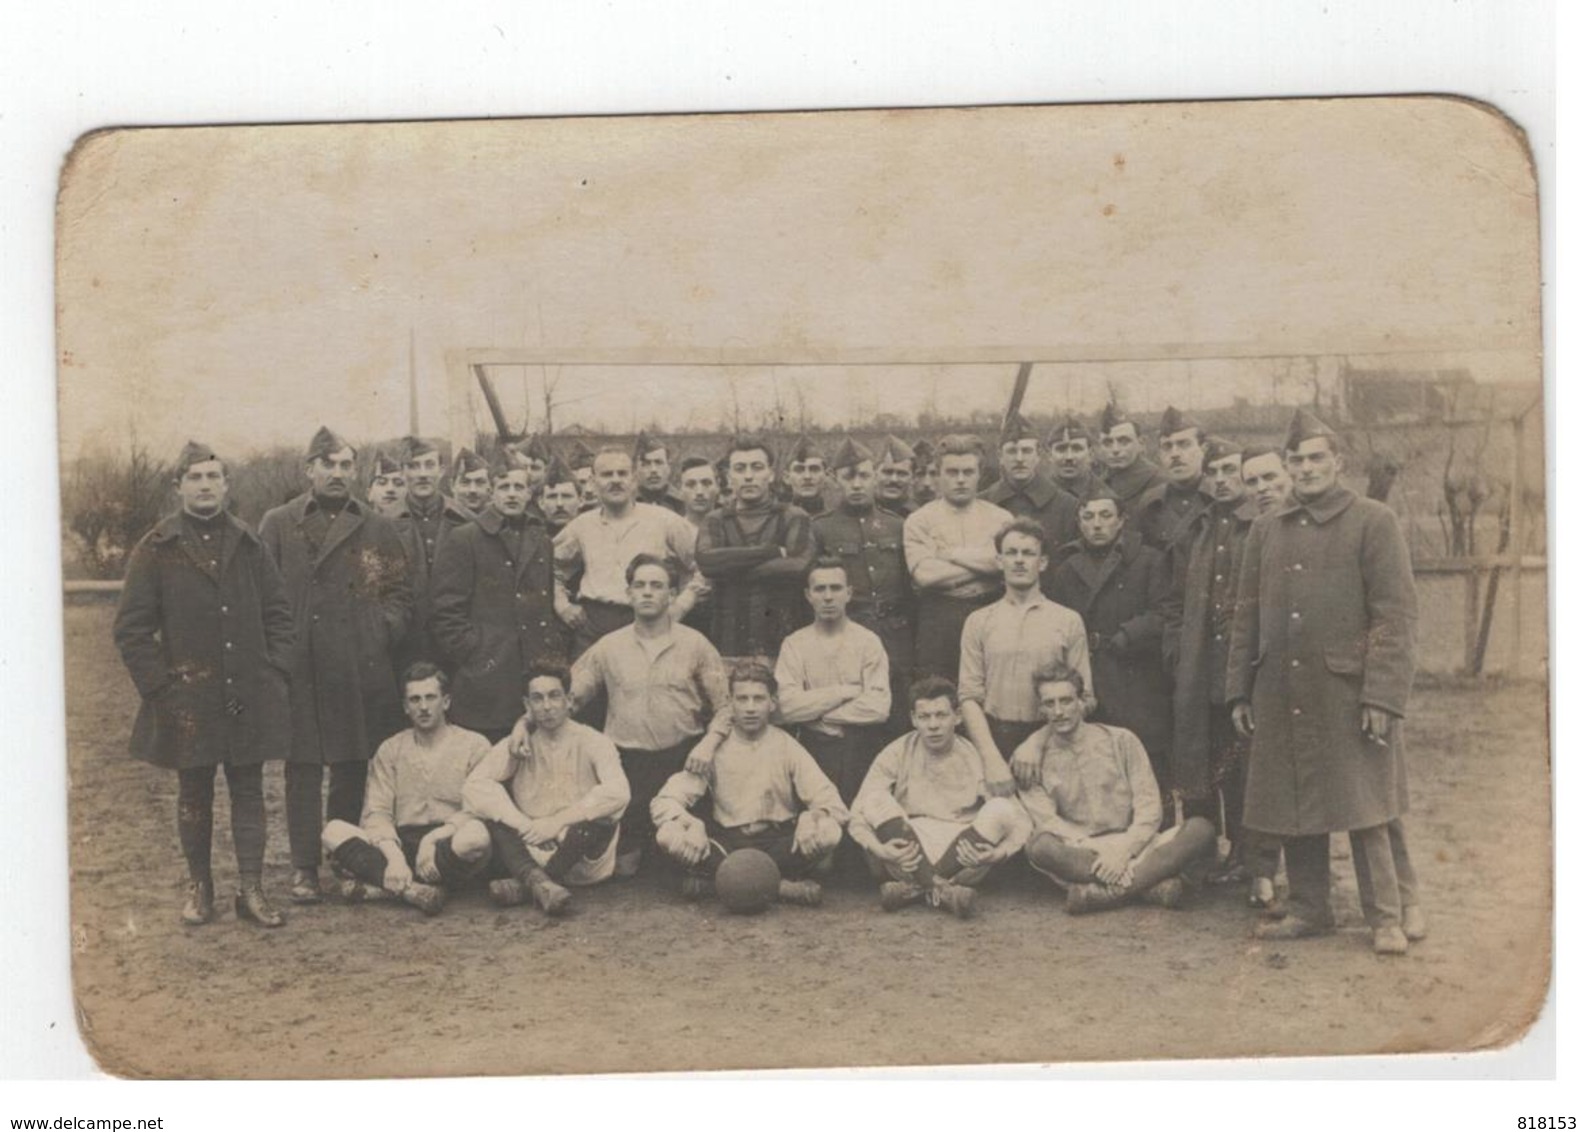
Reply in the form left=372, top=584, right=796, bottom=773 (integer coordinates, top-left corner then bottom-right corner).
left=176, top=766, right=217, bottom=883
left=330, top=835, right=393, bottom=888
left=1128, top=816, right=1216, bottom=892
left=544, top=820, right=617, bottom=882
left=934, top=827, right=995, bottom=882
left=873, top=817, right=936, bottom=889
left=223, top=763, right=266, bottom=884
left=1027, top=833, right=1098, bottom=885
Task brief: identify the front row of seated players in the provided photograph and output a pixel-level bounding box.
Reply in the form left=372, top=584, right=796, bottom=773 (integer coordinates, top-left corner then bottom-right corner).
left=320, top=660, right=1212, bottom=920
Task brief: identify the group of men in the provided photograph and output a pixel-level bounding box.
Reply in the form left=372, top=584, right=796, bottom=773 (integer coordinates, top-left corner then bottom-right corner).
left=113, top=399, right=1425, bottom=954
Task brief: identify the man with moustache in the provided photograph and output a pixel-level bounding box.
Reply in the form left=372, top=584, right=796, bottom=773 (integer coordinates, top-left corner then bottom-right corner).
left=392, top=435, right=476, bottom=670
left=114, top=441, right=295, bottom=927
left=1047, top=485, right=1175, bottom=812
left=634, top=431, right=687, bottom=515
left=1097, top=402, right=1167, bottom=515
left=696, top=434, right=816, bottom=662
left=1135, top=406, right=1213, bottom=557
left=1019, top=667, right=1216, bottom=914
left=772, top=558, right=892, bottom=804
left=903, top=434, right=1011, bottom=681
left=366, top=450, right=408, bottom=520
left=260, top=426, right=413, bottom=904
left=553, top=446, right=701, bottom=657
left=450, top=447, right=492, bottom=515
left=1047, top=413, right=1107, bottom=504
left=430, top=447, right=567, bottom=744
left=1228, top=410, right=1424, bottom=954
left=1166, top=437, right=1275, bottom=904
left=782, top=434, right=837, bottom=516
left=962, top=518, right=1090, bottom=794
left=873, top=434, right=920, bottom=519
left=538, top=459, right=582, bottom=537
left=812, top=437, right=914, bottom=735
left=981, top=413, right=1079, bottom=590
left=320, top=663, right=494, bottom=916
left=1241, top=446, right=1294, bottom=515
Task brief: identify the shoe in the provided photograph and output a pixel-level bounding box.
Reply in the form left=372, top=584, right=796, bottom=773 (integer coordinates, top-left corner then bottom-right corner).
left=234, top=885, right=285, bottom=928
left=289, top=868, right=322, bottom=905
left=181, top=878, right=215, bottom=926
left=1373, top=924, right=1410, bottom=955
left=1402, top=904, right=1428, bottom=942
left=1065, top=882, right=1128, bottom=915
left=529, top=875, right=572, bottom=916
left=680, top=874, right=715, bottom=901
left=1254, top=914, right=1334, bottom=940
left=614, top=849, right=642, bottom=879
left=778, top=879, right=823, bottom=907
left=1248, top=877, right=1277, bottom=909
left=401, top=883, right=446, bottom=916
left=879, top=881, right=926, bottom=912
left=331, top=877, right=394, bottom=903
left=488, top=878, right=531, bottom=907
left=931, top=883, right=977, bottom=920
left=1141, top=877, right=1186, bottom=909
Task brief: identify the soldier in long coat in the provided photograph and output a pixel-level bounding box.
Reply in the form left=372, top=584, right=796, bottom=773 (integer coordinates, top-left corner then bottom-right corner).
left=430, top=448, right=568, bottom=742
left=391, top=434, right=475, bottom=671
left=981, top=413, right=1080, bottom=593
left=1134, top=406, right=1212, bottom=560
left=260, top=427, right=414, bottom=904
left=1227, top=410, right=1424, bottom=954
left=1049, top=484, right=1175, bottom=811
left=114, top=442, right=295, bottom=927
left=1097, top=402, right=1167, bottom=516
left=1165, top=438, right=1272, bottom=898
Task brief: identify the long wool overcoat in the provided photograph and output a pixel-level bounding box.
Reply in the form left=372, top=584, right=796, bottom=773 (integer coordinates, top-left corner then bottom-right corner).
left=391, top=494, right=475, bottom=669
left=258, top=494, right=413, bottom=765
left=1225, top=483, right=1418, bottom=836
left=114, top=511, right=295, bottom=770
left=429, top=506, right=569, bottom=734
left=1165, top=498, right=1258, bottom=800
left=1049, top=531, right=1175, bottom=766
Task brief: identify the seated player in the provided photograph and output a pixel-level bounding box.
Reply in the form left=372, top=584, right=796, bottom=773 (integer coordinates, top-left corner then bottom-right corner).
left=320, top=663, right=494, bottom=915
left=650, top=662, right=848, bottom=906
left=463, top=663, right=631, bottom=916
left=1018, top=666, right=1215, bottom=914
left=847, top=677, right=1032, bottom=919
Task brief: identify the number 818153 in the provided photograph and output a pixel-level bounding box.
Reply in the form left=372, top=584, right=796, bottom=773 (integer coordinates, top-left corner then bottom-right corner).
left=1519, top=1119, right=1575, bottom=1129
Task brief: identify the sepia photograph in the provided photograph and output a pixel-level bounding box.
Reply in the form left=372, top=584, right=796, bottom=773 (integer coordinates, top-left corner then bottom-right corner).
left=54, top=97, right=1547, bottom=1078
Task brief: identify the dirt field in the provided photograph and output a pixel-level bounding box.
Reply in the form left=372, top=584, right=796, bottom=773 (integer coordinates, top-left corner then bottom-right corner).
left=62, top=601, right=1552, bottom=1078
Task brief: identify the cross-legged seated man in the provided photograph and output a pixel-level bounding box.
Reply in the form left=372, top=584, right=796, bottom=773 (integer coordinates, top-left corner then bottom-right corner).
left=1019, top=667, right=1215, bottom=914
left=847, top=677, right=1032, bottom=919
left=650, top=661, right=848, bottom=906
left=463, top=663, right=630, bottom=916
left=320, top=663, right=493, bottom=915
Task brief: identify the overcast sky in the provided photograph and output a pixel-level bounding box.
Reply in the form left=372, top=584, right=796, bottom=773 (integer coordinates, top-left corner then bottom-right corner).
left=57, top=99, right=1538, bottom=461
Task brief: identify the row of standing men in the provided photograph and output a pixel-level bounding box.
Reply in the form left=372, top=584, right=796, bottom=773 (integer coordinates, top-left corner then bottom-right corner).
left=113, top=402, right=1422, bottom=953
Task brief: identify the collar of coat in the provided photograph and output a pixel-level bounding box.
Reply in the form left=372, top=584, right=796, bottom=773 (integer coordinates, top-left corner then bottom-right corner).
left=396, top=494, right=475, bottom=524
left=1105, top=458, right=1164, bottom=500
left=983, top=473, right=1059, bottom=508
left=1139, top=477, right=1214, bottom=510
left=473, top=504, right=548, bottom=535
left=1274, top=482, right=1357, bottom=525
left=1056, top=528, right=1145, bottom=585
left=148, top=508, right=258, bottom=547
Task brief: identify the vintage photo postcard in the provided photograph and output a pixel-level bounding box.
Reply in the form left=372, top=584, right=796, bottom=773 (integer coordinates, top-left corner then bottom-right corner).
left=55, top=98, right=1546, bottom=1078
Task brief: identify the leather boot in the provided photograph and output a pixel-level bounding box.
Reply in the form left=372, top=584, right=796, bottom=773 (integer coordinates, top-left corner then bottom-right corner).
left=181, top=878, right=215, bottom=926
left=235, top=884, right=285, bottom=928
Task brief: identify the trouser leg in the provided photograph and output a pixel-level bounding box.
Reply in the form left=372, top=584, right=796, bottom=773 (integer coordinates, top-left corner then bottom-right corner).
left=326, top=761, right=369, bottom=826
left=175, top=766, right=217, bottom=883
left=619, top=742, right=690, bottom=858
left=1128, top=817, right=1216, bottom=893
left=284, top=762, right=325, bottom=869
left=1283, top=833, right=1334, bottom=926
left=1349, top=823, right=1404, bottom=930
left=222, top=763, right=267, bottom=884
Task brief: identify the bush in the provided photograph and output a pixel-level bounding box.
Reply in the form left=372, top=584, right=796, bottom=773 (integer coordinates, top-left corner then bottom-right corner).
left=62, top=443, right=172, bottom=580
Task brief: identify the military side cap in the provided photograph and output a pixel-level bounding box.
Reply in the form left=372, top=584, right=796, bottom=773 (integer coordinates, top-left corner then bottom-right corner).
left=401, top=435, right=440, bottom=463
left=829, top=436, right=874, bottom=472
left=565, top=439, right=596, bottom=470
left=1203, top=435, right=1241, bottom=464
left=543, top=456, right=575, bottom=487
left=786, top=434, right=824, bottom=464
left=1000, top=412, right=1040, bottom=446
left=1098, top=402, right=1134, bottom=435
left=490, top=445, right=532, bottom=478
left=633, top=430, right=667, bottom=459
left=912, top=439, right=937, bottom=465
left=370, top=449, right=403, bottom=477
left=453, top=446, right=487, bottom=475
left=1241, top=443, right=1280, bottom=465
left=175, top=440, right=219, bottom=475
left=877, top=434, right=915, bottom=466
left=515, top=434, right=552, bottom=463
left=1046, top=413, right=1091, bottom=445
left=1158, top=405, right=1201, bottom=437
left=306, top=426, right=354, bottom=461
left=1284, top=408, right=1339, bottom=450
